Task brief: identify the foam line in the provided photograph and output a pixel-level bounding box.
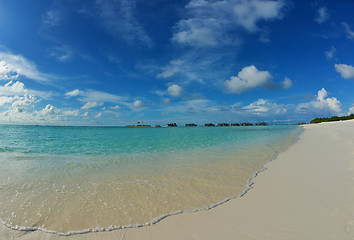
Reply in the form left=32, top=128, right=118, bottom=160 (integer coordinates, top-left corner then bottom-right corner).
left=0, top=127, right=303, bottom=236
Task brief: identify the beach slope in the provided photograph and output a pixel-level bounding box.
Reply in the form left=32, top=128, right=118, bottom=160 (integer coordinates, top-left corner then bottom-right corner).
left=1, top=120, right=353, bottom=240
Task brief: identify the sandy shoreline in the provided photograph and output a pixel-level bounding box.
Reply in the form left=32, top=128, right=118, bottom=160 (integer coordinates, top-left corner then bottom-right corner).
left=1, top=120, right=353, bottom=240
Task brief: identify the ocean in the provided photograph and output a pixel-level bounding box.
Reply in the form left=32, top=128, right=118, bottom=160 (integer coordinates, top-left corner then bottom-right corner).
left=0, top=124, right=300, bottom=235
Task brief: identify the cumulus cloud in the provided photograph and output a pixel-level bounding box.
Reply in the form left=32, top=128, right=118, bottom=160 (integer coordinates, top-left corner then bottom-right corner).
left=335, top=63, right=354, bottom=80
left=0, top=80, right=52, bottom=99
left=325, top=46, right=336, bottom=60
left=81, top=101, right=104, bottom=110
left=0, top=81, right=38, bottom=114
left=65, top=89, right=83, bottom=97
left=133, top=100, right=146, bottom=107
left=281, top=77, right=292, bottom=90
left=0, top=81, right=81, bottom=124
left=95, top=112, right=102, bottom=118
left=297, top=88, right=342, bottom=115
left=224, top=65, right=273, bottom=94
left=0, top=96, right=18, bottom=106
left=0, top=60, right=20, bottom=80
left=348, top=106, right=354, bottom=115
left=0, top=81, right=26, bottom=96
left=167, top=84, right=183, bottom=97
left=37, top=104, right=58, bottom=116
left=172, top=0, right=286, bottom=47
left=315, top=6, right=329, bottom=24
left=11, top=93, right=37, bottom=113
left=342, top=22, right=354, bottom=40
left=243, top=98, right=287, bottom=115
left=0, top=50, right=52, bottom=82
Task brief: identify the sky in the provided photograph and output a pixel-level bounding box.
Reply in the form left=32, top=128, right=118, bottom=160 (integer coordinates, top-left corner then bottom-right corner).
left=0, top=0, right=354, bottom=126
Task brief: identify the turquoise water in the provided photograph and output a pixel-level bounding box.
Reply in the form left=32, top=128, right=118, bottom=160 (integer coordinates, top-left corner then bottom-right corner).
left=0, top=125, right=300, bottom=234
left=0, top=125, right=295, bottom=155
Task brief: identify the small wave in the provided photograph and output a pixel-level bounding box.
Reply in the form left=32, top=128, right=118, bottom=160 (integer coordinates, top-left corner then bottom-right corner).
left=0, top=126, right=302, bottom=236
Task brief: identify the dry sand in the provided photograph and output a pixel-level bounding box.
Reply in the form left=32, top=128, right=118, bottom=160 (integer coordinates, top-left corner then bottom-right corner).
left=1, top=120, right=353, bottom=240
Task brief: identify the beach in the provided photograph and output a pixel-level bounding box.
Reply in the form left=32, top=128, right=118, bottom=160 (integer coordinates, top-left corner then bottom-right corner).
left=1, top=120, right=353, bottom=240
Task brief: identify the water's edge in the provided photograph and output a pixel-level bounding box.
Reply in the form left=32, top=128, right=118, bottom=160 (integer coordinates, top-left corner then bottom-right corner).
left=0, top=126, right=304, bottom=236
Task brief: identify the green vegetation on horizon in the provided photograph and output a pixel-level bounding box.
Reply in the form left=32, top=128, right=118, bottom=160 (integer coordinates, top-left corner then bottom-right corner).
left=310, top=114, right=354, bottom=124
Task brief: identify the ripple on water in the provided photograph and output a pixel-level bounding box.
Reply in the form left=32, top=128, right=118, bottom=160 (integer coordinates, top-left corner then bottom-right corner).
left=0, top=125, right=301, bottom=234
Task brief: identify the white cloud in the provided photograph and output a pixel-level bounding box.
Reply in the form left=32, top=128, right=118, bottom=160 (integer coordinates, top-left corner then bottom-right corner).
left=172, top=0, right=286, bottom=47
left=42, top=10, right=63, bottom=27
left=232, top=0, right=286, bottom=32
left=79, top=89, right=129, bottom=104
left=155, top=60, right=185, bottom=79
left=81, top=101, right=104, bottom=110
left=65, top=89, right=83, bottom=97
left=167, top=84, right=183, bottom=97
left=110, top=105, right=121, bottom=110
left=224, top=65, right=273, bottom=94
left=0, top=96, right=18, bottom=106
left=157, top=66, right=180, bottom=79
left=95, top=0, right=152, bottom=47
left=161, top=98, right=214, bottom=115
left=0, top=81, right=26, bottom=96
left=0, top=50, right=52, bottom=82
left=0, top=81, right=78, bottom=124
left=62, top=109, right=79, bottom=116
left=335, top=63, right=354, bottom=80
left=348, top=106, right=354, bottom=115
left=342, top=22, right=354, bottom=40
left=157, top=60, right=184, bottom=78
left=149, top=55, right=213, bottom=84
left=163, top=98, right=170, bottom=104
left=95, top=112, right=102, bottom=118
left=243, top=98, right=287, bottom=115
left=133, top=100, right=146, bottom=107
left=297, top=88, right=342, bottom=115
left=0, top=60, right=20, bottom=80
left=82, top=112, right=89, bottom=117
left=315, top=6, right=329, bottom=24
left=281, top=77, right=292, bottom=90
left=37, top=104, right=58, bottom=116
left=173, top=24, right=222, bottom=47
left=11, top=93, right=37, bottom=113
left=325, top=46, right=336, bottom=60
left=48, top=45, right=74, bottom=62
left=64, top=88, right=136, bottom=110
left=0, top=80, right=52, bottom=99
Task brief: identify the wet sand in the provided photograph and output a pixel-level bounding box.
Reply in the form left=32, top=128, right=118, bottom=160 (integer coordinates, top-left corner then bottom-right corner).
left=1, top=120, right=353, bottom=240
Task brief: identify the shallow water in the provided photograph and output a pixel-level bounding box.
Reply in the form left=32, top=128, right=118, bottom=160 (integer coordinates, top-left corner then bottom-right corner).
left=0, top=125, right=300, bottom=234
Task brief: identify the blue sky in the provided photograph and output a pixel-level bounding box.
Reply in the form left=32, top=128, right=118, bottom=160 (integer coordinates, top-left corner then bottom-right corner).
left=0, top=0, right=354, bottom=126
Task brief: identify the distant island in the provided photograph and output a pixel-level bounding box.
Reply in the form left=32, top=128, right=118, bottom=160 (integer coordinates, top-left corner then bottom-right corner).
left=126, top=122, right=151, bottom=127
left=310, top=114, right=354, bottom=124
left=126, top=124, right=152, bottom=127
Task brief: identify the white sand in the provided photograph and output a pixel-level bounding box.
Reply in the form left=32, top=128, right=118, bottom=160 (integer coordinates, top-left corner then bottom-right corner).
left=1, top=120, right=353, bottom=240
